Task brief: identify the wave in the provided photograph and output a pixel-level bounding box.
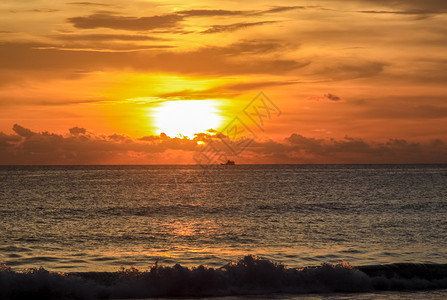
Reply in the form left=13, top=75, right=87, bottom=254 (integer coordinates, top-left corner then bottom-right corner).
left=1, top=256, right=447, bottom=299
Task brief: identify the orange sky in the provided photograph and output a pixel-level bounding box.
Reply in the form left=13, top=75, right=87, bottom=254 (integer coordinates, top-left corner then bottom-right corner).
left=1, top=0, right=447, bottom=164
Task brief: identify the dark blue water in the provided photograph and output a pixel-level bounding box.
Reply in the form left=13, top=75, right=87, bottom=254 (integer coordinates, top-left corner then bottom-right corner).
left=1, top=165, right=446, bottom=298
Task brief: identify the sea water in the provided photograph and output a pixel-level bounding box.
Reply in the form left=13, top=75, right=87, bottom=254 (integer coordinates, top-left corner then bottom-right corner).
left=0, top=165, right=446, bottom=298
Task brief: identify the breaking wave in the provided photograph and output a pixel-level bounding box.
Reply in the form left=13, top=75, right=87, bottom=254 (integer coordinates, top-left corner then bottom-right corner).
left=1, top=256, right=447, bottom=299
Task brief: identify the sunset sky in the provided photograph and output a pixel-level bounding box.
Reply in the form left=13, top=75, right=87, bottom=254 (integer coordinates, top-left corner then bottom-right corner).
left=1, top=0, right=447, bottom=164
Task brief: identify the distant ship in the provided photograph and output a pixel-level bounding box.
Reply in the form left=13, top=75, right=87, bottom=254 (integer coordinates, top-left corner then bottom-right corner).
left=221, top=160, right=235, bottom=165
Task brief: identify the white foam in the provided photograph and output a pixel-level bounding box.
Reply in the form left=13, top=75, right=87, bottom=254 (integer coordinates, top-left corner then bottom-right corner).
left=1, top=256, right=447, bottom=299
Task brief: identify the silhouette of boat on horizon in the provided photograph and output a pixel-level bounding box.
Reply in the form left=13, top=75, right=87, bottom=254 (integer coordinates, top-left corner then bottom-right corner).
left=221, top=160, right=235, bottom=165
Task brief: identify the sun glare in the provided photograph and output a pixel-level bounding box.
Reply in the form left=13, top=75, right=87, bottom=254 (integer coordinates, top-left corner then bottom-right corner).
left=153, top=100, right=222, bottom=138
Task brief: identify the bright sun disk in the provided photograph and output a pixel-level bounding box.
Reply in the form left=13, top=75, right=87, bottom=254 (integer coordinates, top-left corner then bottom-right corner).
left=152, top=100, right=222, bottom=138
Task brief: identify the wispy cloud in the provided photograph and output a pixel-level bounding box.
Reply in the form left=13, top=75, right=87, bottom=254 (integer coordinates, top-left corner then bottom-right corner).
left=9, top=8, right=60, bottom=13
left=176, top=9, right=248, bottom=17
left=254, top=6, right=307, bottom=15
left=0, top=40, right=307, bottom=76
left=68, top=13, right=183, bottom=30
left=353, top=0, right=447, bottom=12
left=67, top=2, right=114, bottom=7
left=201, top=21, right=277, bottom=34
left=51, top=34, right=165, bottom=41
left=66, top=6, right=307, bottom=34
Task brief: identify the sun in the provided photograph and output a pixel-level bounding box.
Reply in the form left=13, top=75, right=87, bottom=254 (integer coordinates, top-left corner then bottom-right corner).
left=152, top=100, right=223, bottom=138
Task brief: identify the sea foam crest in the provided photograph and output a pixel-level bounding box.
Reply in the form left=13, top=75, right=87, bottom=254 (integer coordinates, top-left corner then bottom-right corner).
left=1, top=256, right=447, bottom=299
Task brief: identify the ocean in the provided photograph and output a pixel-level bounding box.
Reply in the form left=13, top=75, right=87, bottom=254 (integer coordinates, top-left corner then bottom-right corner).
left=0, top=164, right=446, bottom=299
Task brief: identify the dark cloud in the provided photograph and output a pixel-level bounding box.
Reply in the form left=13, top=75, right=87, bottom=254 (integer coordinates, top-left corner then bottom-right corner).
left=389, top=60, right=447, bottom=85
left=155, top=80, right=299, bottom=99
left=358, top=10, right=441, bottom=15
left=325, top=93, right=341, bottom=101
left=68, top=13, right=183, bottom=31
left=176, top=9, right=247, bottom=17
left=0, top=40, right=307, bottom=76
left=215, top=39, right=288, bottom=54
left=13, top=124, right=34, bottom=137
left=108, top=133, right=131, bottom=142
left=154, top=39, right=307, bottom=75
left=257, top=6, right=306, bottom=14
left=9, top=9, right=60, bottom=13
left=356, top=0, right=447, bottom=11
left=69, top=127, right=87, bottom=135
left=222, top=81, right=299, bottom=91
left=64, top=6, right=311, bottom=35
left=51, top=34, right=164, bottom=41
left=201, top=21, right=277, bottom=34
left=40, top=44, right=172, bottom=52
left=176, top=7, right=306, bottom=17
left=155, top=89, right=236, bottom=100
left=315, top=59, right=385, bottom=81
left=0, top=125, right=203, bottom=164
left=67, top=2, right=113, bottom=6
left=0, top=68, right=89, bottom=89
left=1, top=125, right=446, bottom=164
left=307, top=93, right=343, bottom=102
left=345, top=0, right=447, bottom=18
left=154, top=55, right=308, bottom=75
left=361, top=104, right=447, bottom=120
left=265, top=133, right=447, bottom=164
left=0, top=94, right=106, bottom=107
left=356, top=9, right=445, bottom=19
left=348, top=96, right=447, bottom=120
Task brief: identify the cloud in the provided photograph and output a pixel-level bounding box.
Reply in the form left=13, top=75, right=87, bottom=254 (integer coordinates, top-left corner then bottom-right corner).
left=0, top=94, right=107, bottom=107
left=343, top=0, right=447, bottom=18
left=387, top=60, right=447, bottom=85
left=1, top=125, right=446, bottom=164
left=12, top=124, right=34, bottom=137
left=176, top=6, right=305, bottom=17
left=176, top=9, right=247, bottom=17
left=0, top=40, right=306, bottom=76
left=108, top=133, right=131, bottom=142
left=221, top=81, right=299, bottom=91
left=67, top=2, right=114, bottom=6
left=357, top=10, right=441, bottom=15
left=66, top=7, right=298, bottom=34
left=257, top=6, right=306, bottom=14
left=325, top=93, right=341, bottom=101
left=214, top=39, right=289, bottom=54
left=355, top=0, right=447, bottom=11
left=68, top=13, right=183, bottom=31
left=39, top=44, right=172, bottom=52
left=45, top=33, right=169, bottom=52
left=250, top=134, right=447, bottom=164
left=151, top=39, right=307, bottom=75
left=9, top=9, right=60, bottom=13
left=0, top=125, right=204, bottom=164
left=361, top=104, right=447, bottom=120
left=155, top=89, right=236, bottom=100
left=156, top=80, right=300, bottom=100
left=62, top=5, right=317, bottom=38
left=312, top=59, right=385, bottom=81
left=201, top=21, right=277, bottom=34
left=306, top=93, right=343, bottom=102
left=69, top=127, right=87, bottom=135
left=51, top=34, right=164, bottom=41
left=355, top=9, right=446, bottom=19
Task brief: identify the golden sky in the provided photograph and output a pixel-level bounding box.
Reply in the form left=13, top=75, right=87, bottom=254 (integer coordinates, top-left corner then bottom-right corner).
left=1, top=0, right=447, bottom=164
